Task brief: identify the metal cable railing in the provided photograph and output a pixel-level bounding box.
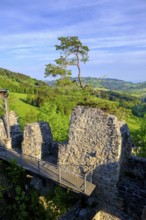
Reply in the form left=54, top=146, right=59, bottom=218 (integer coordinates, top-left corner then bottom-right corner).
left=0, top=146, right=95, bottom=195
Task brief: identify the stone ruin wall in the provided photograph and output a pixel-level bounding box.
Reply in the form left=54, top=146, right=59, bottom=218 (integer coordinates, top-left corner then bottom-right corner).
left=58, top=106, right=132, bottom=199
left=0, top=118, right=7, bottom=147
left=8, top=111, right=23, bottom=148
left=0, top=106, right=146, bottom=219
left=117, top=155, right=146, bottom=220
left=22, top=122, right=53, bottom=160
left=0, top=111, right=23, bottom=148
left=58, top=106, right=146, bottom=220
left=58, top=106, right=130, bottom=173
left=93, top=211, right=121, bottom=220
left=0, top=111, right=53, bottom=159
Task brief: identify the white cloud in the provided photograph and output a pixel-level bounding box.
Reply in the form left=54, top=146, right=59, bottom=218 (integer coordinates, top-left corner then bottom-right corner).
left=0, top=0, right=146, bottom=81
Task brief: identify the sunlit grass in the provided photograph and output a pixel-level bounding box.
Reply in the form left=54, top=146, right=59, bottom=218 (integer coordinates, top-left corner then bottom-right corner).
left=8, top=92, right=39, bottom=117
left=126, top=116, right=140, bottom=134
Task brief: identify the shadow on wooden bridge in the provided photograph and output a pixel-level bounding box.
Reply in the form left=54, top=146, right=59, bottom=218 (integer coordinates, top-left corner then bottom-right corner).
left=0, top=147, right=96, bottom=196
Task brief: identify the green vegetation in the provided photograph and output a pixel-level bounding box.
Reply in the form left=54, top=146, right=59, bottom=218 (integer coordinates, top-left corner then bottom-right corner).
left=8, top=93, right=39, bottom=128
left=0, top=160, right=47, bottom=220
left=131, top=117, right=146, bottom=158
left=1, top=67, right=146, bottom=156
left=0, top=160, right=79, bottom=220
left=0, top=68, right=51, bottom=98
left=79, top=77, right=146, bottom=96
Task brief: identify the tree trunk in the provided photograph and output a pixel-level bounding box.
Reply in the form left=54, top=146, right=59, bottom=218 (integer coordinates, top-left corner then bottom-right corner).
left=76, top=53, right=84, bottom=89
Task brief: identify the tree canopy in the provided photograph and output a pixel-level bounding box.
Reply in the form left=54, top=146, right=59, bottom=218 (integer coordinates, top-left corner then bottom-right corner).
left=45, top=36, right=89, bottom=89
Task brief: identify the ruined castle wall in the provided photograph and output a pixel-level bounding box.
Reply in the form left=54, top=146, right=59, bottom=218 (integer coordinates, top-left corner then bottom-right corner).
left=120, top=155, right=146, bottom=182
left=56, top=106, right=146, bottom=220
left=9, top=111, right=23, bottom=148
left=142, top=206, right=146, bottom=220
left=118, top=155, right=146, bottom=219
left=22, top=122, right=53, bottom=159
left=59, top=106, right=123, bottom=172
left=59, top=106, right=132, bottom=202
left=93, top=211, right=121, bottom=220
left=0, top=118, right=7, bottom=147
left=0, top=111, right=23, bottom=148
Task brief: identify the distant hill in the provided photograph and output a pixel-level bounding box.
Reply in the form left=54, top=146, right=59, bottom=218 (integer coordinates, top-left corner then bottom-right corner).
left=1, top=68, right=146, bottom=96
left=46, top=77, right=146, bottom=96
left=79, top=77, right=146, bottom=91
left=45, top=77, right=136, bottom=89
left=0, top=68, right=50, bottom=94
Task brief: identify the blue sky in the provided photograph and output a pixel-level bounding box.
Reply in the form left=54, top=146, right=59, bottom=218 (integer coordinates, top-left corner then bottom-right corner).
left=0, top=0, right=146, bottom=82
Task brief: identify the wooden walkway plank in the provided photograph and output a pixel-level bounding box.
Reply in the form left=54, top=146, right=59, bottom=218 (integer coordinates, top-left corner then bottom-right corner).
left=0, top=147, right=96, bottom=196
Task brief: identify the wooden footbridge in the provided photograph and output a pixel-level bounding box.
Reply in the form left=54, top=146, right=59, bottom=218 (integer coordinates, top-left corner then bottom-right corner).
left=0, top=147, right=96, bottom=196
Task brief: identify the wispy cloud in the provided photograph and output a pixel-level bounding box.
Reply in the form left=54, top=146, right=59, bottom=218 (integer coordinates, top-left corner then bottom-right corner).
left=0, top=0, right=146, bottom=81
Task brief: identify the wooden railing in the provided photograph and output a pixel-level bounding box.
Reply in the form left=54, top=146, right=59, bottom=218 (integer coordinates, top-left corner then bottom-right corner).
left=0, top=147, right=96, bottom=196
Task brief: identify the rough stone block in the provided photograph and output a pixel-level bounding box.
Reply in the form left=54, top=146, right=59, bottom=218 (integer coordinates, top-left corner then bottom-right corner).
left=22, top=122, right=53, bottom=159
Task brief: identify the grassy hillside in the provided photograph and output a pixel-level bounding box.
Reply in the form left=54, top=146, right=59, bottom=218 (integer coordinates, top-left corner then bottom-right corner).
left=126, top=115, right=141, bottom=133
left=0, top=68, right=49, bottom=94
left=8, top=92, right=39, bottom=128
left=9, top=93, right=39, bottom=116
left=1, top=67, right=145, bottom=143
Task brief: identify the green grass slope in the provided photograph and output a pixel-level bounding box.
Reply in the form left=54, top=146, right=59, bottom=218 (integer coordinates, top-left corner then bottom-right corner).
left=9, top=93, right=39, bottom=117
left=0, top=67, right=144, bottom=139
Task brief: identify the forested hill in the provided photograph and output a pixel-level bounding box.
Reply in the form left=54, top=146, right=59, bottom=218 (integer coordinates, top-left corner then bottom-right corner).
left=82, top=77, right=146, bottom=91
left=1, top=67, right=146, bottom=96
left=47, top=77, right=146, bottom=94
left=0, top=68, right=49, bottom=94
left=81, top=77, right=136, bottom=90
left=82, top=78, right=146, bottom=96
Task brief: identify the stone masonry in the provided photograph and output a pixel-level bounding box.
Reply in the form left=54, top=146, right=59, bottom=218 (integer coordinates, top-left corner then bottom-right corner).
left=93, top=211, right=121, bottom=220
left=9, top=111, right=23, bottom=148
left=59, top=106, right=131, bottom=198
left=58, top=106, right=146, bottom=220
left=0, top=111, right=23, bottom=148
left=0, top=118, right=7, bottom=147
left=22, top=122, right=53, bottom=159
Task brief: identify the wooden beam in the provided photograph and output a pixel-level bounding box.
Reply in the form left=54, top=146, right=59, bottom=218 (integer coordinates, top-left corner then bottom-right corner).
left=0, top=90, right=9, bottom=98
left=0, top=89, right=10, bottom=139
left=4, top=98, right=10, bottom=138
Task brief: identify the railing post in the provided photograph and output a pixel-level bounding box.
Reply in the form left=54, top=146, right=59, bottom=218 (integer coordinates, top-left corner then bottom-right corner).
left=84, top=173, right=87, bottom=193
left=59, top=164, right=61, bottom=184
left=5, top=148, right=7, bottom=159
left=4, top=97, right=11, bottom=140
left=20, top=153, right=22, bottom=165
left=38, top=160, right=40, bottom=174
left=90, top=169, right=93, bottom=183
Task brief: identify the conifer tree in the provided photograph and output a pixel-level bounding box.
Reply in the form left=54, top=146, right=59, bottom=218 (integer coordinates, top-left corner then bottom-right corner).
left=45, top=36, right=89, bottom=89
